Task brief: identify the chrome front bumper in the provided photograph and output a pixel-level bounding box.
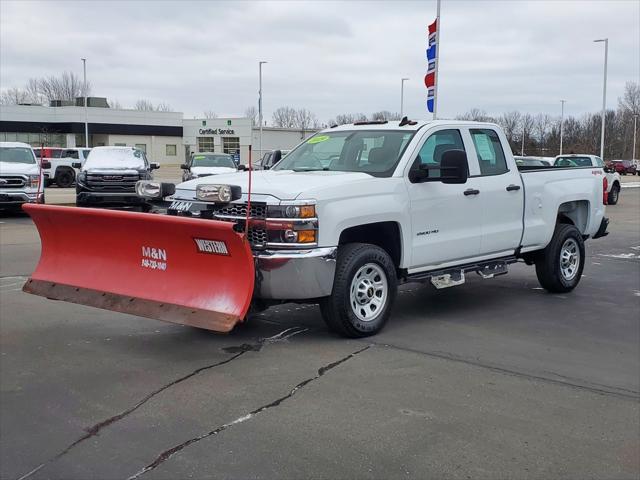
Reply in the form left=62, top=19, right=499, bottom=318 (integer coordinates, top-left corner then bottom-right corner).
left=254, top=247, right=337, bottom=300
left=0, top=191, right=43, bottom=206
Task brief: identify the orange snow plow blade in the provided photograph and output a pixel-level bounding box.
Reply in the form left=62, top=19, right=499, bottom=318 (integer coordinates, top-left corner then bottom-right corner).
left=22, top=204, right=255, bottom=332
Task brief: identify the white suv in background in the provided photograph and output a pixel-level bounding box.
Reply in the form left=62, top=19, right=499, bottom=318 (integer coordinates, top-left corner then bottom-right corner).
left=0, top=142, right=47, bottom=210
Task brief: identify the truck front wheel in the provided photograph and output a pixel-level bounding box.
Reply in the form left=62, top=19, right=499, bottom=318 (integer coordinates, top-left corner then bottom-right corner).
left=55, top=168, right=75, bottom=188
left=535, top=224, right=585, bottom=293
left=320, top=243, right=397, bottom=338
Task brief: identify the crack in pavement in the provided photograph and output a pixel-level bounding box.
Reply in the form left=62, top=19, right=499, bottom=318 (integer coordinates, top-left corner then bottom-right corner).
left=127, top=344, right=371, bottom=480
left=16, top=326, right=308, bottom=480
left=366, top=341, right=639, bottom=400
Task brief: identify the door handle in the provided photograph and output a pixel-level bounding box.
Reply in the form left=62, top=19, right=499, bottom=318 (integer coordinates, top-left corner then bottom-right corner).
left=464, top=189, right=480, bottom=196
left=506, top=184, right=521, bottom=191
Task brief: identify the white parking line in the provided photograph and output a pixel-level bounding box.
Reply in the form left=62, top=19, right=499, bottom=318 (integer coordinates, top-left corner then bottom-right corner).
left=621, top=182, right=640, bottom=188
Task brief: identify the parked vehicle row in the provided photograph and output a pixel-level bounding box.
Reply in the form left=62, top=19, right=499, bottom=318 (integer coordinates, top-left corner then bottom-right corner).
left=606, top=159, right=638, bottom=175
left=553, top=154, right=622, bottom=205
left=181, top=152, right=237, bottom=182
left=23, top=120, right=609, bottom=338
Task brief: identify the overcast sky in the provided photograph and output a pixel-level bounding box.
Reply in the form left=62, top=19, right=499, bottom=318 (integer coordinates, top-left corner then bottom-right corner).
left=1, top=0, right=638, bottom=123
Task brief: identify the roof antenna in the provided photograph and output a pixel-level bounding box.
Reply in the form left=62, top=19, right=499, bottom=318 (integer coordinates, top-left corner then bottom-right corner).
left=399, top=116, right=417, bottom=126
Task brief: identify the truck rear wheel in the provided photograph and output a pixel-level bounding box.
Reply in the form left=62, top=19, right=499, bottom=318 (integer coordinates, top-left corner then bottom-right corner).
left=320, top=243, right=397, bottom=338
left=55, top=168, right=75, bottom=188
left=535, top=224, right=585, bottom=293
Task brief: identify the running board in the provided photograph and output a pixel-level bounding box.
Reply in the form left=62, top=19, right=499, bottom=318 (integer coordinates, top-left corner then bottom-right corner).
left=404, top=256, right=517, bottom=288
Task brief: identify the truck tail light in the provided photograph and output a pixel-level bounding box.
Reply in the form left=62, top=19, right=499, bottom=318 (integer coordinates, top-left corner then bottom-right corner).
left=602, top=177, right=608, bottom=205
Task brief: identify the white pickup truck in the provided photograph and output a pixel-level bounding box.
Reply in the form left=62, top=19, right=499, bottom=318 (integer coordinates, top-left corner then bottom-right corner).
left=33, top=147, right=91, bottom=188
left=118, top=119, right=608, bottom=337
left=0, top=142, right=47, bottom=209
left=23, top=120, right=609, bottom=338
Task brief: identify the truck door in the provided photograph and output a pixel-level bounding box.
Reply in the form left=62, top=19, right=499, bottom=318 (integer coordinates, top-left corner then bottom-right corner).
left=467, top=128, right=524, bottom=256
left=406, top=128, right=483, bottom=269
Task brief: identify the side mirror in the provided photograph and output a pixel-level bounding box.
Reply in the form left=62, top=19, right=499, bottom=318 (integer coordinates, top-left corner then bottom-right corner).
left=150, top=162, right=160, bottom=170
left=42, top=160, right=52, bottom=169
left=237, top=164, right=247, bottom=171
left=71, top=162, right=81, bottom=169
left=180, top=163, right=189, bottom=170
left=440, top=150, right=469, bottom=184
left=411, top=149, right=469, bottom=184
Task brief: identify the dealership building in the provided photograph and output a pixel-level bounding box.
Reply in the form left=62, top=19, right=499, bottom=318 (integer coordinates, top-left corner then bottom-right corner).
left=0, top=101, right=316, bottom=164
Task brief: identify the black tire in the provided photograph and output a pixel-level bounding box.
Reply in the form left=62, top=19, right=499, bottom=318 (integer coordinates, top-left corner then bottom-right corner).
left=608, top=183, right=620, bottom=205
left=320, top=243, right=397, bottom=338
left=55, top=168, right=75, bottom=188
left=535, top=224, right=585, bottom=293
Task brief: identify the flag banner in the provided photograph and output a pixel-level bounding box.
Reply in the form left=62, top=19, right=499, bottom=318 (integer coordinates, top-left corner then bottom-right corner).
left=424, top=72, right=435, bottom=88
left=425, top=16, right=438, bottom=115
left=426, top=44, right=437, bottom=60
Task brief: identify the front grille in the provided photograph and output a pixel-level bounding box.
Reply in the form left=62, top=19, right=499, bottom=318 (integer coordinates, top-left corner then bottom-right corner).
left=232, top=223, right=267, bottom=246
left=86, top=173, right=139, bottom=192
left=0, top=176, right=27, bottom=189
left=212, top=202, right=267, bottom=219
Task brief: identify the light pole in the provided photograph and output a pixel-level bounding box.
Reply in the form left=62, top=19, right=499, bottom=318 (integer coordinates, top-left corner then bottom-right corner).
left=81, top=58, right=88, bottom=147
left=594, top=38, right=608, bottom=160
left=258, top=61, right=267, bottom=162
left=559, top=99, right=566, bottom=155
left=400, top=77, right=409, bottom=117
left=633, top=114, right=638, bottom=164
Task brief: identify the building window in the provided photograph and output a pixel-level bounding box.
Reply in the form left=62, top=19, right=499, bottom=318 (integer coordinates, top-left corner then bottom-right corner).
left=197, top=137, right=214, bottom=152
left=135, top=143, right=147, bottom=153
left=166, top=144, right=177, bottom=156
left=222, top=137, right=240, bottom=155
left=114, top=143, right=126, bottom=147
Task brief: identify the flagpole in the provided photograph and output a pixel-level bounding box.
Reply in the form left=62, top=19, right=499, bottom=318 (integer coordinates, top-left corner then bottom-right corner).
left=433, top=0, right=441, bottom=120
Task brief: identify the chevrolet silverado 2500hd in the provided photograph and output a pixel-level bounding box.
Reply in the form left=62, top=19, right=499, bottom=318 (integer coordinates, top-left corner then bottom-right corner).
left=23, top=120, right=609, bottom=337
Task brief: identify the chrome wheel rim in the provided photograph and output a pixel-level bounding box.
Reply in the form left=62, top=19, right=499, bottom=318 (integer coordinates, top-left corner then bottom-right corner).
left=560, top=238, right=580, bottom=281
left=350, top=263, right=388, bottom=322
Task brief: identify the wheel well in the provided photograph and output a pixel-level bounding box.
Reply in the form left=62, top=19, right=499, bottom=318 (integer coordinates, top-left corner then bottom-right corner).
left=557, top=200, right=589, bottom=233
left=339, top=222, right=402, bottom=267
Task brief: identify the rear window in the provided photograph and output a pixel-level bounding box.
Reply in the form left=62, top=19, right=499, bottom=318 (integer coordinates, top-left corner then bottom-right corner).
left=555, top=156, right=593, bottom=167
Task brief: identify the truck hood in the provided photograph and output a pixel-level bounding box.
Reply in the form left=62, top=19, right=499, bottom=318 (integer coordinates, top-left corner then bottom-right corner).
left=83, top=168, right=142, bottom=175
left=174, top=170, right=375, bottom=201
left=0, top=162, right=40, bottom=175
left=191, top=166, right=237, bottom=177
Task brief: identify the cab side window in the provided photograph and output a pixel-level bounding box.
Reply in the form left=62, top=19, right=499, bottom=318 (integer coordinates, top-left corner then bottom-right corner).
left=412, top=129, right=465, bottom=180
left=470, top=129, right=508, bottom=175
left=64, top=150, right=79, bottom=159
left=595, top=157, right=604, bottom=167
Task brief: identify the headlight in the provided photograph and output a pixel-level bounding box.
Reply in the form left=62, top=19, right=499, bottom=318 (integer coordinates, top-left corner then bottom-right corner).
left=28, top=174, right=40, bottom=189
left=268, top=203, right=316, bottom=219
left=196, top=184, right=241, bottom=203
left=136, top=181, right=175, bottom=199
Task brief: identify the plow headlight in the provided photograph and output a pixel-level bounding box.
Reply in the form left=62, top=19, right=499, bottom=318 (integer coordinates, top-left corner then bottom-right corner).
left=196, top=184, right=241, bottom=203
left=136, top=181, right=176, bottom=199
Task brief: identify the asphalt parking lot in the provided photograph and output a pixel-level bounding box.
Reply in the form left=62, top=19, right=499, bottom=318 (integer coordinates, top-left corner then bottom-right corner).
left=1, top=180, right=639, bottom=480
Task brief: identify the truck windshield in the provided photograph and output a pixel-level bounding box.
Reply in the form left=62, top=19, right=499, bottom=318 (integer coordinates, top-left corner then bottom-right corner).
left=191, top=154, right=235, bottom=168
left=0, top=147, right=36, bottom=164
left=83, top=148, right=146, bottom=170
left=274, top=130, right=415, bottom=177
left=555, top=156, right=592, bottom=167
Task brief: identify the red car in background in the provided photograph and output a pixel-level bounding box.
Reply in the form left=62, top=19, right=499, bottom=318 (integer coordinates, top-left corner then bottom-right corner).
left=606, top=160, right=638, bottom=175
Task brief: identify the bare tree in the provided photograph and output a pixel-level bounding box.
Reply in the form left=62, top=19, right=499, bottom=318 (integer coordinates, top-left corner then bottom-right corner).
left=456, top=108, right=492, bottom=122
left=38, top=71, right=90, bottom=102
left=244, top=106, right=257, bottom=125
left=618, top=81, right=640, bottom=115
left=0, top=87, right=29, bottom=105
left=272, top=106, right=297, bottom=128
left=156, top=103, right=173, bottom=112
left=497, top=111, right=522, bottom=144
left=371, top=111, right=401, bottom=121
left=533, top=113, right=552, bottom=147
left=108, top=99, right=123, bottom=109
left=134, top=99, right=155, bottom=111
left=203, top=110, right=218, bottom=119
left=295, top=108, right=319, bottom=130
